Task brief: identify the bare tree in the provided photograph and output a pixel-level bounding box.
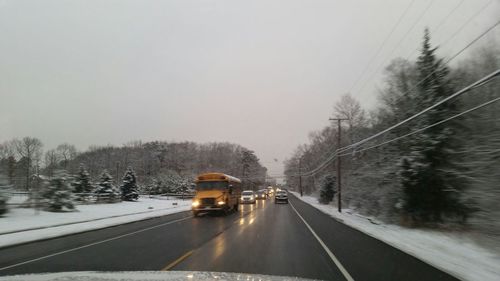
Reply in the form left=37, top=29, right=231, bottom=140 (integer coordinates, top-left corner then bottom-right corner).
left=0, top=140, right=17, bottom=160
left=14, top=137, right=43, bottom=190
left=56, top=143, right=77, bottom=169
left=333, top=93, right=367, bottom=144
left=44, top=149, right=60, bottom=178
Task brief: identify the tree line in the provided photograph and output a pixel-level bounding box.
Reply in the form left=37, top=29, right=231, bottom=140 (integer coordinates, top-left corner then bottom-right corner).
left=0, top=139, right=267, bottom=212
left=285, top=29, right=500, bottom=231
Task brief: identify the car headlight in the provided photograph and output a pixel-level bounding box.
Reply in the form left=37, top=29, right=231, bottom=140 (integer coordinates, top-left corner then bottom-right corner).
left=192, top=201, right=200, bottom=207
left=217, top=201, right=225, bottom=205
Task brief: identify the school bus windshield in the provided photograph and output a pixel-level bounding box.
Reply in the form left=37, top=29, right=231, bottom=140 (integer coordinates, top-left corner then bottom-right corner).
left=196, top=181, right=228, bottom=190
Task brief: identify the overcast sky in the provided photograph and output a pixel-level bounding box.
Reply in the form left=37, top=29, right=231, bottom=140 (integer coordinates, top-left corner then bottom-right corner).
left=1, top=0, right=499, bottom=178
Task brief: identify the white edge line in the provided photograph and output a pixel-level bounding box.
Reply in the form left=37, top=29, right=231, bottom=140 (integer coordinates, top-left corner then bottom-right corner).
left=290, top=201, right=355, bottom=281
left=290, top=194, right=466, bottom=281
left=0, top=216, right=192, bottom=272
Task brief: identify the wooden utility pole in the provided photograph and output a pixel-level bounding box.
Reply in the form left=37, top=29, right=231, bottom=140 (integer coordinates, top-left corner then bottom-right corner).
left=298, top=157, right=303, bottom=197
left=329, top=118, right=348, bottom=212
left=115, top=161, right=120, bottom=184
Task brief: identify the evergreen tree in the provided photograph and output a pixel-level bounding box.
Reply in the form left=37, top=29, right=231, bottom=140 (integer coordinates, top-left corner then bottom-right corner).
left=41, top=170, right=75, bottom=212
left=72, top=164, right=93, bottom=194
left=95, top=170, right=120, bottom=203
left=399, top=29, right=471, bottom=223
left=121, top=167, right=139, bottom=201
left=319, top=175, right=336, bottom=204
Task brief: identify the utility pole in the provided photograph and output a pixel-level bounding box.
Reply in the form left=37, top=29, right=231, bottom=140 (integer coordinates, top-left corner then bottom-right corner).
left=298, top=157, right=303, bottom=197
left=329, top=117, right=348, bottom=212
left=115, top=161, right=120, bottom=184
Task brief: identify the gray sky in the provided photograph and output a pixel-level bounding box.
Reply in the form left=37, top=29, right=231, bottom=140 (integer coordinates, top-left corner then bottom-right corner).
left=1, top=0, right=499, bottom=178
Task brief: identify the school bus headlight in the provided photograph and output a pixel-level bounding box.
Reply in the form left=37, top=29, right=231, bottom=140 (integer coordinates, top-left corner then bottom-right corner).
left=192, top=201, right=200, bottom=207
left=217, top=201, right=225, bottom=205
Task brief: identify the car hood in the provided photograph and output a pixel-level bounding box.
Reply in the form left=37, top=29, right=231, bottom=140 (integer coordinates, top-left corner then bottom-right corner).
left=0, top=271, right=322, bottom=281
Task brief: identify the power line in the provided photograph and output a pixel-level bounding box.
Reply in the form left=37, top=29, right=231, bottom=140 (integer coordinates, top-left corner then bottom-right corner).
left=438, top=0, right=494, bottom=49
left=340, top=69, right=500, bottom=153
left=287, top=9, right=500, bottom=180
left=338, top=95, right=500, bottom=157
left=295, top=69, right=500, bottom=178
left=354, top=0, right=436, bottom=95
left=347, top=0, right=417, bottom=94
left=404, top=0, right=468, bottom=60
left=432, top=0, right=465, bottom=35
left=337, top=17, right=500, bottom=153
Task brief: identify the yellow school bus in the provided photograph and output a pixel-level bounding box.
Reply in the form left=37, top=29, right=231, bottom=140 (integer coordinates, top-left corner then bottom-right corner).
left=191, top=172, right=242, bottom=217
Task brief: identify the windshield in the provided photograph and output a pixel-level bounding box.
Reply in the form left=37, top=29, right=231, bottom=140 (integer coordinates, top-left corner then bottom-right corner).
left=196, top=181, right=228, bottom=191
left=1, top=1, right=499, bottom=281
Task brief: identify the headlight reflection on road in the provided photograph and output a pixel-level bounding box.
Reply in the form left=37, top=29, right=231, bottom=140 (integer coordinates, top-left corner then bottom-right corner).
left=239, top=218, right=245, bottom=225
left=213, top=231, right=226, bottom=260
left=249, top=217, right=255, bottom=225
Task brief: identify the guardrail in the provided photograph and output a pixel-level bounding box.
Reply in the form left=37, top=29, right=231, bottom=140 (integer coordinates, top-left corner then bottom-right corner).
left=143, top=193, right=195, bottom=200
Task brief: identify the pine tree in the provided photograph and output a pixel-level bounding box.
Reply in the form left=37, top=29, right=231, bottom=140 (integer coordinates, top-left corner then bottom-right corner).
left=399, top=29, right=471, bottom=223
left=41, top=170, right=75, bottom=212
left=121, top=167, right=139, bottom=201
left=95, top=170, right=120, bottom=203
left=72, top=164, right=93, bottom=194
left=319, top=175, right=336, bottom=204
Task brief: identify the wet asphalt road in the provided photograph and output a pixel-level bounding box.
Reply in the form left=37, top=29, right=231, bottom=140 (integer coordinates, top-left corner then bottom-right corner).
left=0, top=194, right=459, bottom=281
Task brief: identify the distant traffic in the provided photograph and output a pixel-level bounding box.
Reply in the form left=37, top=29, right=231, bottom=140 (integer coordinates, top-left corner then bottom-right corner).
left=191, top=173, right=287, bottom=216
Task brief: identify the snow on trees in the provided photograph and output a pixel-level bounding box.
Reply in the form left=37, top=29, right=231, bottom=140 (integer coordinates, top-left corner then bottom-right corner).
left=40, top=170, right=75, bottom=212
left=95, top=170, right=121, bottom=203
left=120, top=167, right=139, bottom=201
left=399, top=29, right=471, bottom=223
left=148, top=171, right=191, bottom=195
left=319, top=175, right=336, bottom=204
left=72, top=165, right=94, bottom=201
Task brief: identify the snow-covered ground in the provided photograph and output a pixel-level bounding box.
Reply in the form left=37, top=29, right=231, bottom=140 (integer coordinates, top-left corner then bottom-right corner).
left=290, top=191, right=500, bottom=281
left=0, top=197, right=191, bottom=248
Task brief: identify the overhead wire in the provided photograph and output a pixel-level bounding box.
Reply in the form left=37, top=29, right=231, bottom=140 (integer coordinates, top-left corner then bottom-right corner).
left=276, top=2, right=500, bottom=180
left=405, top=0, right=493, bottom=61
left=354, top=0, right=436, bottom=95
left=295, top=69, right=500, bottom=178
left=340, top=69, right=500, bottom=153
left=338, top=94, right=500, bottom=157
left=347, top=0, right=417, bottom=94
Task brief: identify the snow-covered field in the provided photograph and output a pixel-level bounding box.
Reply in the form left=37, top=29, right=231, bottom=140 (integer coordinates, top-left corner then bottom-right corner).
left=290, top=191, right=500, bottom=281
left=0, top=197, right=191, bottom=248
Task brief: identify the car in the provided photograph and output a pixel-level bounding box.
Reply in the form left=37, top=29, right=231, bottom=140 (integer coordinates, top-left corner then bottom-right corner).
left=256, top=190, right=267, bottom=199
left=274, top=190, right=288, bottom=204
left=240, top=190, right=256, bottom=204
left=267, top=186, right=274, bottom=195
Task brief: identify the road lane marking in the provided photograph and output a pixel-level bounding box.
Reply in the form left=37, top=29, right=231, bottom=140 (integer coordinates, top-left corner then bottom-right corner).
left=161, top=250, right=194, bottom=271
left=0, top=216, right=192, bottom=272
left=290, top=201, right=355, bottom=281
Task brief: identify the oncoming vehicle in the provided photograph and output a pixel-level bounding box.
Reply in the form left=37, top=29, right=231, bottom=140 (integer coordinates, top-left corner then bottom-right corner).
left=275, top=190, right=288, bottom=204
left=256, top=189, right=267, bottom=199
left=191, top=173, right=242, bottom=217
left=267, top=186, right=274, bottom=195
left=240, top=190, right=256, bottom=204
